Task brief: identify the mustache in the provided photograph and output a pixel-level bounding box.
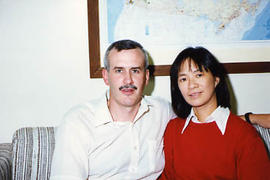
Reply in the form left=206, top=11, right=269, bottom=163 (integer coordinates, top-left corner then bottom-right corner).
left=119, top=84, right=137, bottom=90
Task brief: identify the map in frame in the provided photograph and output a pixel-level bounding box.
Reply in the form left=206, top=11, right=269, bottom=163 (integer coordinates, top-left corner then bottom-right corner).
left=99, top=0, right=270, bottom=64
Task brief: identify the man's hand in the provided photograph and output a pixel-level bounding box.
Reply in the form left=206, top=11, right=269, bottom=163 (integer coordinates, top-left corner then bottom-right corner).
left=240, top=114, right=270, bottom=128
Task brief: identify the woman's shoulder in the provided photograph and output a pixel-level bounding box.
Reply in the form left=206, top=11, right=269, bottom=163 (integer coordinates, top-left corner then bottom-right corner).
left=164, top=117, right=186, bottom=138
left=227, top=113, right=259, bottom=137
left=167, top=117, right=186, bottom=129
left=228, top=113, right=253, bottom=128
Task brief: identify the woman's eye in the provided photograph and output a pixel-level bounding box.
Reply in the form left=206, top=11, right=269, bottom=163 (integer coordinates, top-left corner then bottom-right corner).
left=179, top=78, right=186, bottom=82
left=196, top=73, right=203, bottom=78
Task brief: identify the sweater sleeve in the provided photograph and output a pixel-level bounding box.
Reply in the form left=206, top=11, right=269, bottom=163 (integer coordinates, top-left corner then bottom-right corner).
left=236, top=126, right=270, bottom=180
left=159, top=119, right=177, bottom=180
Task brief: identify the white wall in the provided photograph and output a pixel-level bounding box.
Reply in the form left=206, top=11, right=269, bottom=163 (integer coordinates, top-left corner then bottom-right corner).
left=0, top=0, right=269, bottom=143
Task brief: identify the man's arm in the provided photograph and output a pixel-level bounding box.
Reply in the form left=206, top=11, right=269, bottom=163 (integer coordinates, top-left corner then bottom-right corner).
left=50, top=108, right=90, bottom=180
left=239, top=113, right=270, bottom=128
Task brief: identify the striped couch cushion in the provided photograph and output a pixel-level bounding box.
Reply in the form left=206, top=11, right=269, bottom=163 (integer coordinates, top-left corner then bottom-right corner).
left=253, top=124, right=270, bottom=156
left=0, top=143, right=12, bottom=180
left=12, top=127, right=55, bottom=180
left=8, top=125, right=269, bottom=180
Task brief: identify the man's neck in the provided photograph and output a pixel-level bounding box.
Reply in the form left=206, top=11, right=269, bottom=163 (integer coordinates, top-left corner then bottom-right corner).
left=107, top=101, right=141, bottom=122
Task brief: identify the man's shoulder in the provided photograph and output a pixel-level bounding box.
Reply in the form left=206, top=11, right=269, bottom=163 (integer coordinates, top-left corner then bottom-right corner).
left=144, top=95, right=171, bottom=106
left=62, top=95, right=106, bottom=125
left=67, top=94, right=106, bottom=115
left=143, top=95, right=175, bottom=120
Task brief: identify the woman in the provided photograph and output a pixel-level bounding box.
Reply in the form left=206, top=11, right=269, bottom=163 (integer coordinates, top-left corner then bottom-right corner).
left=160, top=47, right=270, bottom=179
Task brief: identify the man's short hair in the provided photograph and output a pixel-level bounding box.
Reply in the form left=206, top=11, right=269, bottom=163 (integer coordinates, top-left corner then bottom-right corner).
left=103, top=39, right=149, bottom=71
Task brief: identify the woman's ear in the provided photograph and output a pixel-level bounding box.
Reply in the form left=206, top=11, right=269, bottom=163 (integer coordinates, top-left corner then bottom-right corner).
left=215, top=77, right=220, bottom=87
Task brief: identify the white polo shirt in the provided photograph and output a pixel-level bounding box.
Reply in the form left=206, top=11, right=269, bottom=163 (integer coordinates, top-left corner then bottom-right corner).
left=50, top=91, right=175, bottom=180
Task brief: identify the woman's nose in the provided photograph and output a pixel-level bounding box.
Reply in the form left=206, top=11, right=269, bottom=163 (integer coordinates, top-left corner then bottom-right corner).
left=188, top=78, right=198, bottom=89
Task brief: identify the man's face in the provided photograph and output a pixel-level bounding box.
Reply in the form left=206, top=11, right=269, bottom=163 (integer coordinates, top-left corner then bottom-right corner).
left=102, top=48, right=149, bottom=109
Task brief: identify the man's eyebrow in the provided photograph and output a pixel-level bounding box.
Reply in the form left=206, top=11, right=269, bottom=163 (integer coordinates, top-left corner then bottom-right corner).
left=131, top=67, right=142, bottom=69
left=112, top=66, right=143, bottom=70
left=112, top=66, right=123, bottom=69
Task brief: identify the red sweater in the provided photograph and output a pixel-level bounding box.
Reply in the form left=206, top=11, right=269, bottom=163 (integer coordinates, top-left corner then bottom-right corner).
left=160, top=113, right=270, bottom=180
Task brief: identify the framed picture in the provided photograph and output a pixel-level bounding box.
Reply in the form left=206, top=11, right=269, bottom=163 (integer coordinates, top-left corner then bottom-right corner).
left=88, top=0, right=270, bottom=78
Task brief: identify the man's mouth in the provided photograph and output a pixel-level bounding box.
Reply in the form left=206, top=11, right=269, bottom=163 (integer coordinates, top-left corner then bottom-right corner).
left=119, top=85, right=137, bottom=95
left=119, top=84, right=137, bottom=91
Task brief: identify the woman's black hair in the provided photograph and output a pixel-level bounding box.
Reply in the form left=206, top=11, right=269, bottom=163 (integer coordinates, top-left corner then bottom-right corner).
left=170, top=47, right=231, bottom=118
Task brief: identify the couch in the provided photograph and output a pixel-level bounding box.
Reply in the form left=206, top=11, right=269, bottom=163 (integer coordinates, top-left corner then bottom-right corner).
left=0, top=125, right=269, bottom=180
left=0, top=127, right=55, bottom=180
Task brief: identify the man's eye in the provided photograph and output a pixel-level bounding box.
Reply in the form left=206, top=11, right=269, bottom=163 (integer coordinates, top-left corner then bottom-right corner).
left=132, top=69, right=140, bottom=73
left=115, top=69, right=122, bottom=73
left=196, top=73, right=203, bottom=78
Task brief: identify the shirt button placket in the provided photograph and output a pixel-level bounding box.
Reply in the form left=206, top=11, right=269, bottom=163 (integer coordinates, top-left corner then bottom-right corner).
left=129, top=124, right=139, bottom=173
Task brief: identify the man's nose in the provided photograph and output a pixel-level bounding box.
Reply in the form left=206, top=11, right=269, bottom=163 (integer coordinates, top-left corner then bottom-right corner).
left=124, top=71, right=134, bottom=84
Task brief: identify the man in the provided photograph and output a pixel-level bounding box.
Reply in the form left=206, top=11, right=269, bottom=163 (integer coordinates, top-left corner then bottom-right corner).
left=51, top=39, right=269, bottom=179
left=50, top=40, right=175, bottom=179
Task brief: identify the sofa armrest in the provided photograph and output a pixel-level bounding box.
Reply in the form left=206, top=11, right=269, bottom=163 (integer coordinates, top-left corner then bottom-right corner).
left=253, top=124, right=270, bottom=156
left=0, top=143, right=12, bottom=180
left=12, top=127, right=56, bottom=180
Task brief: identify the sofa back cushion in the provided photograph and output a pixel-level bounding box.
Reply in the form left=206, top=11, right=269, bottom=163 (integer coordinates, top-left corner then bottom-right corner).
left=9, top=125, right=269, bottom=180
left=0, top=143, right=12, bottom=180
left=12, top=127, right=55, bottom=180
left=253, top=124, right=270, bottom=156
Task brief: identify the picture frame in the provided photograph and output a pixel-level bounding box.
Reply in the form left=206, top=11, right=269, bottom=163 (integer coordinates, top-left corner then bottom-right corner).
left=87, top=0, right=270, bottom=78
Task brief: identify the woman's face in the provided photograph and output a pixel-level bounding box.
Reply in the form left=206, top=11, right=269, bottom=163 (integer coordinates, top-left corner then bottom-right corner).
left=177, top=59, right=220, bottom=109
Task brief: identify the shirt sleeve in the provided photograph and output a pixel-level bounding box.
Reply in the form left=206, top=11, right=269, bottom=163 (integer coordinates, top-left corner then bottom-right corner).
left=168, top=102, right=177, bottom=120
left=159, top=120, right=176, bottom=180
left=236, top=126, right=270, bottom=180
left=50, top=108, right=90, bottom=180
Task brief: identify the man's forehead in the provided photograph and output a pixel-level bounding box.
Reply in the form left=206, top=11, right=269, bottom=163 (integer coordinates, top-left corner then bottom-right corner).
left=109, top=48, right=144, bottom=57
left=111, top=65, right=143, bottom=69
left=108, top=49, right=145, bottom=67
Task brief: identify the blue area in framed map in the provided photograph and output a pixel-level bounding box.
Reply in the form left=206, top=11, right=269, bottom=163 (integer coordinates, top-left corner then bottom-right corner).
left=243, top=1, right=270, bottom=40
left=99, top=0, right=270, bottom=64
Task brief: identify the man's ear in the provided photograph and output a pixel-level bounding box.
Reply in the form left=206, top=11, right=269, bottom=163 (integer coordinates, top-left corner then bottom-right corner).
left=102, top=68, right=109, bottom=86
left=145, top=69, right=150, bottom=86
left=215, top=77, right=220, bottom=87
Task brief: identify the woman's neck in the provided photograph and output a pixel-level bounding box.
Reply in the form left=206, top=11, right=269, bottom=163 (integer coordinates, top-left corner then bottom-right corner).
left=193, top=100, right=218, bottom=123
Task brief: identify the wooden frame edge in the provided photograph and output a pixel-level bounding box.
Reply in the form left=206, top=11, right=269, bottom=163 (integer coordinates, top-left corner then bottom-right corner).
left=88, top=0, right=270, bottom=78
